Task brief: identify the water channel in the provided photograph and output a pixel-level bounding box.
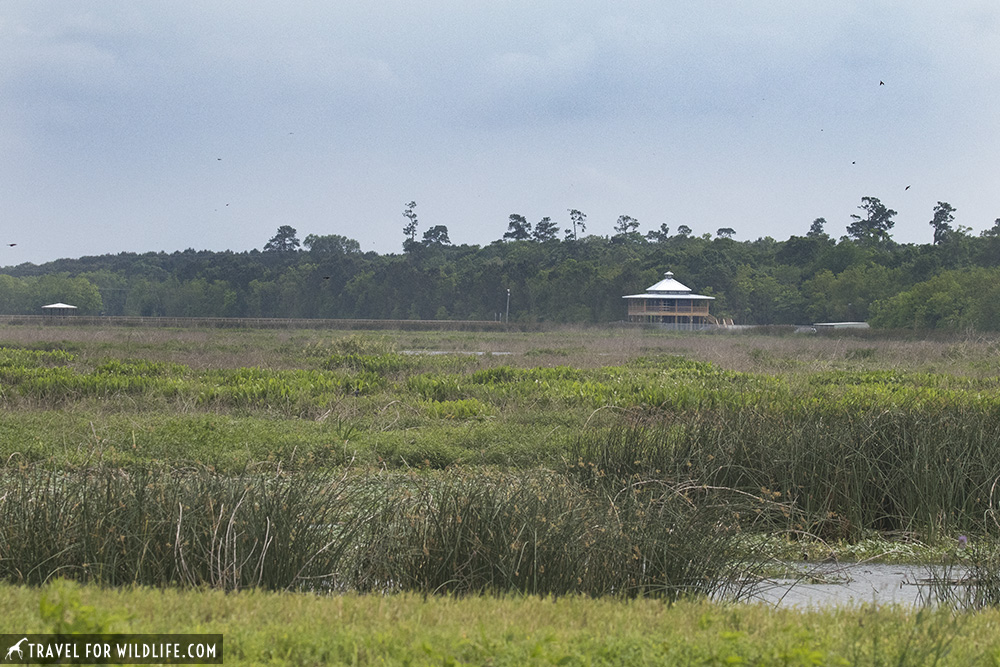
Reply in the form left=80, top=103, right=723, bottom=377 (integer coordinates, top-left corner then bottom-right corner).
left=751, top=562, right=971, bottom=608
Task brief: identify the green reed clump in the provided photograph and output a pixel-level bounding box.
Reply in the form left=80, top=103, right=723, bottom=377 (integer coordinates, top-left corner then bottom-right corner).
left=966, top=548, right=1000, bottom=609
left=0, top=466, right=364, bottom=591
left=322, top=352, right=414, bottom=375
left=8, top=366, right=166, bottom=402
left=922, top=540, right=1000, bottom=610
left=195, top=367, right=383, bottom=413
left=406, top=373, right=468, bottom=402
left=0, top=355, right=385, bottom=416
left=353, top=470, right=763, bottom=600
left=0, top=465, right=762, bottom=600
left=305, top=334, right=397, bottom=357
left=468, top=365, right=520, bottom=384
left=0, top=346, right=76, bottom=367
left=571, top=391, right=1000, bottom=541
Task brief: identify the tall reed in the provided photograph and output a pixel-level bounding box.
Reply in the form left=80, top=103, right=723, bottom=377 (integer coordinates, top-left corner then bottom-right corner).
left=0, top=465, right=764, bottom=599
left=356, top=470, right=740, bottom=598
left=0, top=466, right=364, bottom=590
left=570, top=394, right=1000, bottom=541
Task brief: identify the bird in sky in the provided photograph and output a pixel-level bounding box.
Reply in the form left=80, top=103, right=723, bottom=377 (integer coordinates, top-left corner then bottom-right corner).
left=905, top=185, right=911, bottom=190
left=880, top=80, right=885, bottom=86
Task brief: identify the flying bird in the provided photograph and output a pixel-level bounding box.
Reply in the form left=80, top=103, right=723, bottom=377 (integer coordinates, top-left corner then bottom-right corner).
left=6, top=243, right=15, bottom=247
left=880, top=80, right=885, bottom=86
left=905, top=185, right=911, bottom=191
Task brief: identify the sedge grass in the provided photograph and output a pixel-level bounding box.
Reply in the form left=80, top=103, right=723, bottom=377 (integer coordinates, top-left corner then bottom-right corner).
left=570, top=396, right=1000, bottom=542
left=0, top=466, right=368, bottom=591
left=0, top=464, right=769, bottom=600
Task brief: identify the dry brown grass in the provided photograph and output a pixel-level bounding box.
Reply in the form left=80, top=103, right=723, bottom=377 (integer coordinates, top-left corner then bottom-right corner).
left=3, top=322, right=1000, bottom=377
left=386, top=325, right=1000, bottom=377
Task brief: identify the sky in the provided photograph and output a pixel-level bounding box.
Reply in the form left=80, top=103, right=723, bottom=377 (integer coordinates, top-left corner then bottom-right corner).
left=3, top=2, right=1000, bottom=267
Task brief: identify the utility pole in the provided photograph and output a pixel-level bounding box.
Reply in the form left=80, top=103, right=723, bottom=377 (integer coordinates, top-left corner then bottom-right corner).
left=506, top=289, right=510, bottom=324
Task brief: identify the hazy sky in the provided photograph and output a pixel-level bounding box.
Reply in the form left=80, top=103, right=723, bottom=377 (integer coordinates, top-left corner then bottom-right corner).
left=3, top=2, right=999, bottom=266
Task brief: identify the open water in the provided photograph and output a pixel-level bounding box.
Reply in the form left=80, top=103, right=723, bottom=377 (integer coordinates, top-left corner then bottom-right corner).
left=752, top=562, right=971, bottom=608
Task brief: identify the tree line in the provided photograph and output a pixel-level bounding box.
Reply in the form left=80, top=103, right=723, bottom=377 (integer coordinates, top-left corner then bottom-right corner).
left=3, top=196, right=1000, bottom=329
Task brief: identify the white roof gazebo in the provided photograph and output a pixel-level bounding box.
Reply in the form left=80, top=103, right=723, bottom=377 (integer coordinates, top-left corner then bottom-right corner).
left=622, top=271, right=716, bottom=329
left=41, top=302, right=79, bottom=316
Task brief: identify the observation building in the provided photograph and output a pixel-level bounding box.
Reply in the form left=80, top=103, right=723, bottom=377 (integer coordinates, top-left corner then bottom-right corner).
left=622, top=271, right=716, bottom=329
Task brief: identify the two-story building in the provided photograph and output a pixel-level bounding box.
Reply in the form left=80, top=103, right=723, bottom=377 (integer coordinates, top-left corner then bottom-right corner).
left=622, top=271, right=716, bottom=329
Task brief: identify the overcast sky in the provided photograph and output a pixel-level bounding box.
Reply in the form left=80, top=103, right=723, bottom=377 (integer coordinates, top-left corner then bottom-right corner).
left=3, top=2, right=999, bottom=267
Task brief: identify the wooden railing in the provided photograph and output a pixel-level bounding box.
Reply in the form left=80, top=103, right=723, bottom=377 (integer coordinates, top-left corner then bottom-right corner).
left=627, top=303, right=710, bottom=315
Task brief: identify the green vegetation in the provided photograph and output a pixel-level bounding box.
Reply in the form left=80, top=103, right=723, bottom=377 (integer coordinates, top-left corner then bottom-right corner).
left=3, top=330, right=1000, bottom=548
left=5, top=325, right=1000, bottom=660
left=5, top=198, right=1000, bottom=329
left=6, top=580, right=1000, bottom=665
left=0, top=465, right=767, bottom=600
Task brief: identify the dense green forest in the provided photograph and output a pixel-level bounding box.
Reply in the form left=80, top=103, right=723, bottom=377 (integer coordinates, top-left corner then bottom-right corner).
left=4, top=197, right=1000, bottom=329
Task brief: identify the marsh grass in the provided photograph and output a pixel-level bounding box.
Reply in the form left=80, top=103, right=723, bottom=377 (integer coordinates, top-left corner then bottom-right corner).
left=0, top=466, right=366, bottom=591
left=356, top=470, right=769, bottom=600
left=7, top=324, right=1000, bottom=374
left=8, top=325, right=1000, bottom=604
left=7, top=329, right=1000, bottom=542
left=918, top=540, right=1000, bottom=610
left=0, top=464, right=768, bottom=600
left=570, top=396, right=1000, bottom=541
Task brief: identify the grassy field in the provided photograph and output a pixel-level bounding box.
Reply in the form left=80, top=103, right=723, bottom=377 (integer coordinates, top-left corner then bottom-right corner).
left=5, top=323, right=1000, bottom=662
left=7, top=579, right=1000, bottom=666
